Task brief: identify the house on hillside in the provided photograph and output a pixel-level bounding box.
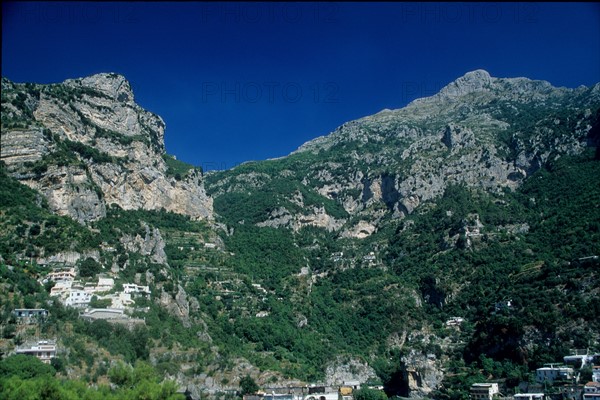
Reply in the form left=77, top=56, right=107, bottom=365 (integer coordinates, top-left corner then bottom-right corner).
left=65, top=287, right=92, bottom=307
left=470, top=383, right=499, bottom=400
left=584, top=382, right=600, bottom=400
left=564, top=350, right=598, bottom=368
left=304, top=393, right=339, bottom=400
left=513, top=393, right=544, bottom=400
left=44, top=267, right=76, bottom=283
left=13, top=308, right=48, bottom=323
left=123, top=283, right=151, bottom=295
left=535, top=366, right=574, bottom=384
left=16, top=340, right=56, bottom=364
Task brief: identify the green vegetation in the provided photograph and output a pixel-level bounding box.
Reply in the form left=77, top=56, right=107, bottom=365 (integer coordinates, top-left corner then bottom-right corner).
left=1, top=74, right=599, bottom=395
left=0, top=356, right=184, bottom=400
left=163, top=154, right=202, bottom=180
left=239, top=375, right=259, bottom=395
left=0, top=162, right=101, bottom=260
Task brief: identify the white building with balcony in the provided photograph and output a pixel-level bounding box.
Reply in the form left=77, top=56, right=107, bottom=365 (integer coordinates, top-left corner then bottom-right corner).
left=535, top=366, right=574, bottom=384
left=16, top=340, right=56, bottom=364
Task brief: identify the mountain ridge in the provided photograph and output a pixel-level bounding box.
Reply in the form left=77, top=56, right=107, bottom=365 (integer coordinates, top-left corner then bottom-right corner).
left=1, top=73, right=213, bottom=223
left=1, top=70, right=599, bottom=398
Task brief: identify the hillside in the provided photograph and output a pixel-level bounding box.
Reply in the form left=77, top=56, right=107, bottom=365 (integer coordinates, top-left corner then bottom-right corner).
left=1, top=70, right=599, bottom=399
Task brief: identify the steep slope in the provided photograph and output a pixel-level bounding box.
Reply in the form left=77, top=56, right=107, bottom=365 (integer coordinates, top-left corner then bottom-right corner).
left=1, top=73, right=212, bottom=223
left=207, top=70, right=599, bottom=237
left=1, top=70, right=599, bottom=398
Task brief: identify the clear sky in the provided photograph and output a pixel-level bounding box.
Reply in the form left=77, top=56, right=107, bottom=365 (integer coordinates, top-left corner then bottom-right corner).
left=2, top=2, right=600, bottom=170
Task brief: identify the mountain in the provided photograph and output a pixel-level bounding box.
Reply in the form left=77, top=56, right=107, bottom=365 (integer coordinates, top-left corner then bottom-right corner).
left=1, top=70, right=599, bottom=399
left=206, top=70, right=599, bottom=236
left=1, top=73, right=212, bottom=223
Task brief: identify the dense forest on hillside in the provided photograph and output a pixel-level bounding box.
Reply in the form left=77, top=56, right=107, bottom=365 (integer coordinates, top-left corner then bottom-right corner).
left=1, top=146, right=599, bottom=396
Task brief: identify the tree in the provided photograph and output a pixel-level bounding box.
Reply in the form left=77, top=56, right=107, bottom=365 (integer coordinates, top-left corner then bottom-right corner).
left=353, top=388, right=388, bottom=400
left=240, top=375, right=259, bottom=395
left=0, top=354, right=55, bottom=380
left=79, top=257, right=101, bottom=277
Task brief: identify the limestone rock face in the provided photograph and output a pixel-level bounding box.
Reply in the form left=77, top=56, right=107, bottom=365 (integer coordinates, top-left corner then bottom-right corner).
left=324, top=357, right=379, bottom=387
left=267, top=70, right=599, bottom=238
left=121, top=223, right=168, bottom=265
left=1, top=74, right=213, bottom=223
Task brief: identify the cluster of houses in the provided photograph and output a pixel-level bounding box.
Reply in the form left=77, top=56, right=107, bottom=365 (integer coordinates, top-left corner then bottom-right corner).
left=10, top=266, right=153, bottom=364
left=41, top=267, right=150, bottom=309
left=243, top=381, right=365, bottom=400
left=470, top=351, right=600, bottom=400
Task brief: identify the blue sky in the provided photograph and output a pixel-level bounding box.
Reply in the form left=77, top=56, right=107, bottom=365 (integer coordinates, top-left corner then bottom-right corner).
left=2, top=2, right=600, bottom=170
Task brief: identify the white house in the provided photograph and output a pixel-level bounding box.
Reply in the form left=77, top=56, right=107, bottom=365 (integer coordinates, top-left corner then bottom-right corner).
left=91, top=277, right=115, bottom=293
left=45, top=268, right=76, bottom=282
left=16, top=340, right=56, bottom=364
left=49, top=279, right=74, bottom=297
left=304, top=393, right=339, bottom=400
left=535, top=366, right=574, bottom=384
left=514, top=394, right=544, bottom=400
left=65, top=289, right=92, bottom=307
left=584, top=382, right=600, bottom=400
left=470, top=383, right=499, bottom=400
left=446, top=317, right=464, bottom=326
left=123, top=283, right=151, bottom=295
left=593, top=366, right=600, bottom=383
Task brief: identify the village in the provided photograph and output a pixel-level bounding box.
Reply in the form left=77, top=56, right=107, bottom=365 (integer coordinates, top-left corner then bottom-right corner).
left=7, top=261, right=600, bottom=400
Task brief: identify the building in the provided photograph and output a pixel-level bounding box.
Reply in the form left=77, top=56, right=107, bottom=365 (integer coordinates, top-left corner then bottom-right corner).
left=65, top=289, right=92, bottom=307
left=16, top=340, right=56, bottom=364
left=343, top=381, right=360, bottom=390
left=446, top=317, right=464, bottom=326
left=45, top=268, right=76, bottom=282
left=13, top=309, right=48, bottom=322
left=263, top=395, right=295, bottom=400
left=470, top=383, right=499, bottom=400
left=593, top=366, right=600, bottom=383
left=81, top=308, right=127, bottom=321
left=339, top=387, right=353, bottom=400
left=513, top=394, right=544, bottom=400
left=584, top=382, right=600, bottom=400
left=50, top=280, right=74, bottom=297
left=123, top=283, right=151, bottom=295
left=83, top=277, right=115, bottom=294
left=563, top=351, right=598, bottom=368
left=535, top=366, right=574, bottom=384
left=304, top=393, right=339, bottom=400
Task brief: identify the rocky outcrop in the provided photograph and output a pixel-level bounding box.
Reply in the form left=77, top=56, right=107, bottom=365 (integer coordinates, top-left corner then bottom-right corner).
left=1, top=73, right=213, bottom=223
left=283, top=70, right=600, bottom=235
left=325, top=357, right=379, bottom=387
left=256, top=205, right=346, bottom=232
left=121, top=223, right=168, bottom=265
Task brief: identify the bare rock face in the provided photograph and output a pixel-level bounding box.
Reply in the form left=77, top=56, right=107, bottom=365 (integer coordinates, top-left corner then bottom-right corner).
left=1, top=73, right=213, bottom=223
left=121, top=223, right=168, bottom=265
left=325, top=357, right=379, bottom=387
left=277, top=70, right=600, bottom=238
left=159, top=284, right=191, bottom=327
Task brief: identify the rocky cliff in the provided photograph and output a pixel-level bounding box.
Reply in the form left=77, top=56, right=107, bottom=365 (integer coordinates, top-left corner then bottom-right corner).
left=1, top=73, right=213, bottom=223
left=207, top=70, right=600, bottom=238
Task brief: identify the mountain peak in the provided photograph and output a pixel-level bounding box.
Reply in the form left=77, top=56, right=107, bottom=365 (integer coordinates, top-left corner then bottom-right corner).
left=64, top=72, right=134, bottom=103
left=406, top=69, right=495, bottom=107
left=437, top=69, right=494, bottom=99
